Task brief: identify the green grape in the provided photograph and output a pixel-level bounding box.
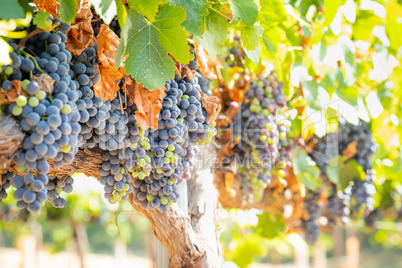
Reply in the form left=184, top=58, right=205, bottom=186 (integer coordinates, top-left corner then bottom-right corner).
left=160, top=196, right=168, bottom=205
left=147, top=194, right=155, bottom=202
left=22, top=80, right=30, bottom=90
left=12, top=105, right=23, bottom=116
left=61, top=104, right=71, bottom=114
left=35, top=90, right=46, bottom=100
left=16, top=95, right=27, bottom=106
left=28, top=97, right=39, bottom=107
left=4, top=66, right=13, bottom=75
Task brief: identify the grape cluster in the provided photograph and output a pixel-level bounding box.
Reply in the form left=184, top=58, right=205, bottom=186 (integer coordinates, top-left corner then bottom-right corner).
left=0, top=17, right=83, bottom=212
left=0, top=13, right=217, bottom=213
left=99, top=152, right=133, bottom=203
left=323, top=185, right=351, bottom=227
left=11, top=173, right=48, bottom=213
left=0, top=172, right=12, bottom=203
left=230, top=73, right=292, bottom=198
left=301, top=191, right=321, bottom=244
left=130, top=73, right=216, bottom=211
left=46, top=176, right=74, bottom=208
left=303, top=119, right=378, bottom=242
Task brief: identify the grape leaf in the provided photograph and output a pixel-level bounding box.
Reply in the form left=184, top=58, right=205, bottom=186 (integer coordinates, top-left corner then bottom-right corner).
left=59, top=0, right=77, bottom=23
left=229, top=0, right=258, bottom=25
left=34, top=0, right=59, bottom=18
left=194, top=10, right=227, bottom=60
left=256, top=213, right=285, bottom=239
left=94, top=25, right=124, bottom=101
left=169, top=0, right=210, bottom=36
left=91, top=0, right=117, bottom=25
left=292, top=147, right=320, bottom=190
left=18, top=0, right=33, bottom=14
left=0, top=0, right=26, bottom=20
left=115, top=0, right=127, bottom=29
left=326, top=157, right=363, bottom=190
left=116, top=4, right=190, bottom=90
left=323, top=0, right=344, bottom=26
left=244, top=46, right=260, bottom=64
left=260, top=0, right=287, bottom=28
left=127, top=0, right=161, bottom=21
left=33, top=11, right=52, bottom=30
left=241, top=23, right=264, bottom=50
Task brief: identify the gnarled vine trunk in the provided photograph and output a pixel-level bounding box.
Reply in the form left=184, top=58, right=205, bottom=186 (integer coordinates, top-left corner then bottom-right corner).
left=0, top=115, right=223, bottom=268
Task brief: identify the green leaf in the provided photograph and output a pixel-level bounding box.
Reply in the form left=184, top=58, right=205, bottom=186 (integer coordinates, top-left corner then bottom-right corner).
left=326, top=157, right=363, bottom=190
left=292, top=147, right=320, bottom=190
left=229, top=0, right=258, bottom=25
left=256, top=213, right=285, bottom=239
left=59, top=0, right=77, bottom=23
left=323, top=0, right=343, bottom=26
left=353, top=11, right=382, bottom=41
left=33, top=11, right=52, bottom=30
left=241, top=23, right=264, bottom=50
left=91, top=0, right=117, bottom=25
left=260, top=0, right=287, bottom=28
left=116, top=4, right=190, bottom=90
left=18, top=0, right=34, bottom=14
left=194, top=10, right=227, bottom=60
left=0, top=0, right=26, bottom=20
left=115, top=0, right=127, bottom=30
left=244, top=46, right=260, bottom=64
left=169, top=0, right=210, bottom=36
left=127, top=0, right=162, bottom=21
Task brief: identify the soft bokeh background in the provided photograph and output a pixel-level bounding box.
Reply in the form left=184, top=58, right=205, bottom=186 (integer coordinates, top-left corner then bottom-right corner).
left=0, top=174, right=401, bottom=268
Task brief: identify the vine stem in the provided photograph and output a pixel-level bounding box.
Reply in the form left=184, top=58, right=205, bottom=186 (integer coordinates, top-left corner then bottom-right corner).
left=17, top=47, right=45, bottom=74
left=209, top=7, right=231, bottom=21
left=18, top=22, right=60, bottom=48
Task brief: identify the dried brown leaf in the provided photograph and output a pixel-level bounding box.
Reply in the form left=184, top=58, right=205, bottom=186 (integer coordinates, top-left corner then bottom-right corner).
left=34, top=0, right=59, bottom=18
left=200, top=91, right=221, bottom=124
left=342, top=141, right=357, bottom=159
left=66, top=1, right=94, bottom=55
left=181, top=65, right=195, bottom=80
left=194, top=44, right=218, bottom=80
left=93, top=65, right=123, bottom=101
left=127, top=80, right=166, bottom=130
left=93, top=24, right=124, bottom=101
left=33, top=74, right=55, bottom=95
left=0, top=80, right=26, bottom=105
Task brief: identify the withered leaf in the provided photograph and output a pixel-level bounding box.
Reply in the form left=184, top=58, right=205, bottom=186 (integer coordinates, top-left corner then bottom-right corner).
left=0, top=80, right=26, bottom=105
left=200, top=91, right=221, bottom=124
left=33, top=74, right=54, bottom=95
left=194, top=44, right=218, bottom=79
left=128, top=80, right=166, bottom=130
left=224, top=171, right=236, bottom=196
left=342, top=141, right=357, bottom=159
left=66, top=1, right=94, bottom=55
left=34, top=0, right=59, bottom=18
left=93, top=24, right=124, bottom=101
left=94, top=65, right=123, bottom=101
left=181, top=65, right=195, bottom=80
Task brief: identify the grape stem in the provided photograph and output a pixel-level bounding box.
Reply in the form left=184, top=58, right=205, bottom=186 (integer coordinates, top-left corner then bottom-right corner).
left=17, top=22, right=61, bottom=48
left=17, top=47, right=45, bottom=74
left=208, top=7, right=231, bottom=21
